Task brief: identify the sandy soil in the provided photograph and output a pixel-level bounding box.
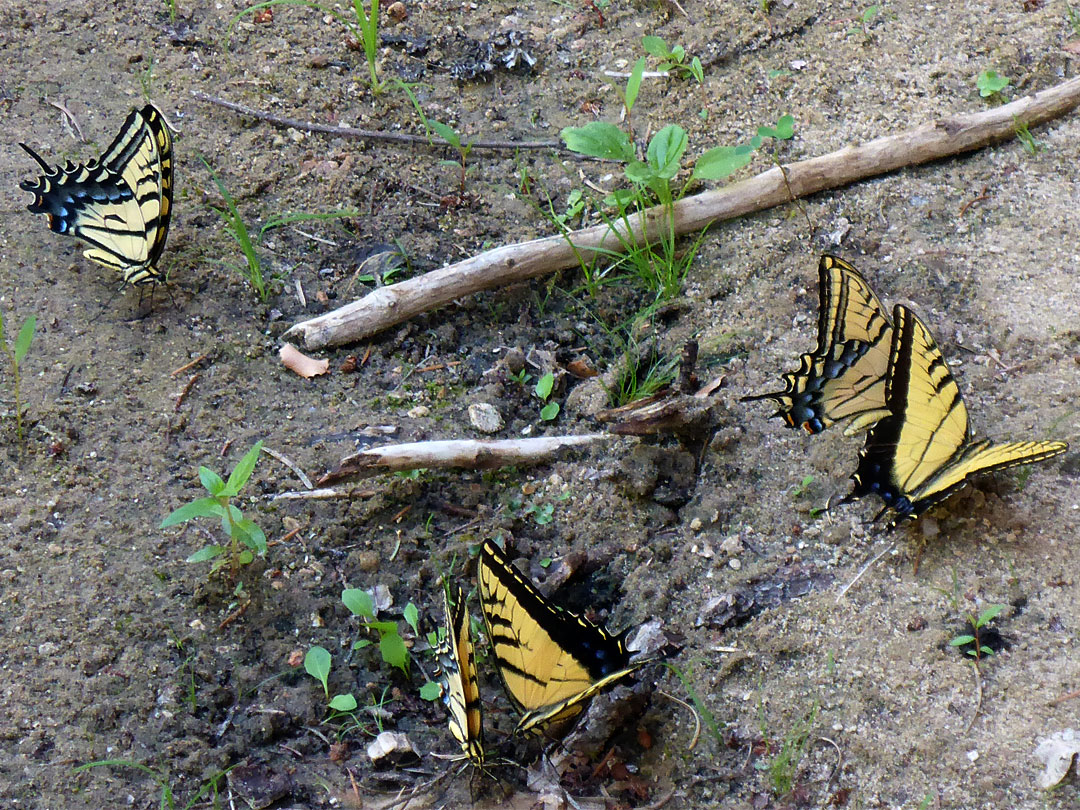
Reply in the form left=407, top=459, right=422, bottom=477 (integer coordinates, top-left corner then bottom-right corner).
left=0, top=1, right=1077, bottom=808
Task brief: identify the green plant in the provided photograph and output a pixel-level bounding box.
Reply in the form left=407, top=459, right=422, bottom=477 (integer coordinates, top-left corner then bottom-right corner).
left=976, top=69, right=1010, bottom=100
left=0, top=310, right=35, bottom=444
left=228, top=0, right=383, bottom=94
left=75, top=760, right=233, bottom=810
left=762, top=702, right=819, bottom=796
left=950, top=604, right=1005, bottom=663
left=257, top=208, right=361, bottom=241
left=560, top=114, right=794, bottom=301
left=1069, top=3, right=1080, bottom=36
left=641, top=35, right=703, bottom=83
left=161, top=440, right=267, bottom=578
left=1012, top=116, right=1042, bottom=156
left=199, top=156, right=267, bottom=301
left=342, top=588, right=411, bottom=675
left=304, top=645, right=359, bottom=711
left=508, top=367, right=533, bottom=387
left=399, top=81, right=476, bottom=192
left=790, top=474, right=814, bottom=499
left=163, top=0, right=178, bottom=24
left=523, top=501, right=555, bottom=525
left=847, top=4, right=880, bottom=39
left=535, top=372, right=560, bottom=420
left=139, top=57, right=156, bottom=101
left=666, top=663, right=724, bottom=747
left=607, top=345, right=678, bottom=407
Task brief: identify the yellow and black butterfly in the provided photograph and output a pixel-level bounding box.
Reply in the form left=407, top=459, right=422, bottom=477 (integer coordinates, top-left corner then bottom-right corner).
left=842, top=304, right=1068, bottom=528
left=476, top=539, right=645, bottom=739
left=434, top=581, right=485, bottom=766
left=744, top=255, right=893, bottom=435
left=20, top=103, right=174, bottom=286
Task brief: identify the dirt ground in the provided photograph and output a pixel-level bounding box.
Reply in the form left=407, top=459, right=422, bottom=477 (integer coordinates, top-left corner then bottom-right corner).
left=0, top=1, right=1078, bottom=808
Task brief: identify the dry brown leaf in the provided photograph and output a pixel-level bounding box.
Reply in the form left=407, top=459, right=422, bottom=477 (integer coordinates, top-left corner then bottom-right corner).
left=280, top=344, right=329, bottom=378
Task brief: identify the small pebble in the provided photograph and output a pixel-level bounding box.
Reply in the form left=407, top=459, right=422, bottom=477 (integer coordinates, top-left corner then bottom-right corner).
left=468, top=402, right=504, bottom=433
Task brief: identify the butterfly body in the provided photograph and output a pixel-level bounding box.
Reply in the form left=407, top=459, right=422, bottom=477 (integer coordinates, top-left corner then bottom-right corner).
left=20, top=104, right=174, bottom=286
left=435, top=582, right=485, bottom=766
left=744, top=255, right=893, bottom=435
left=476, top=540, right=644, bottom=739
left=845, top=304, right=1068, bottom=528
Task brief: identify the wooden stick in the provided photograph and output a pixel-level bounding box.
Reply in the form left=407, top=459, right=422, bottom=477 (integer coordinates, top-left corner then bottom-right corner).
left=283, top=75, right=1080, bottom=351
left=319, top=434, right=616, bottom=485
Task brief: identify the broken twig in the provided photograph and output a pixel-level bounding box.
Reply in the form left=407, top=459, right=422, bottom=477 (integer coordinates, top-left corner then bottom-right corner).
left=283, top=75, right=1080, bottom=350
left=320, top=434, right=616, bottom=485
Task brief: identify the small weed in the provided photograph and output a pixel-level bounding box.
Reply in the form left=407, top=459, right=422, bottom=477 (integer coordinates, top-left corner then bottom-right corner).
left=535, top=372, right=560, bottom=421
left=847, top=4, right=880, bottom=39
left=139, top=57, right=156, bottom=101
left=761, top=702, right=819, bottom=796
left=976, top=69, right=1010, bottom=100
left=666, top=663, right=725, bottom=747
left=508, top=367, right=533, bottom=387
left=949, top=604, right=1006, bottom=663
left=342, top=588, right=412, bottom=676
left=163, top=0, right=178, bottom=24
left=200, top=156, right=267, bottom=301
left=523, top=501, right=555, bottom=525
left=304, top=645, right=359, bottom=711
left=75, top=760, right=233, bottom=810
left=1012, top=116, right=1042, bottom=156
left=1069, top=3, right=1080, bottom=36
left=0, top=310, right=36, bottom=445
left=790, top=474, right=814, bottom=499
left=768, top=67, right=792, bottom=79
left=1014, top=461, right=1036, bottom=489
left=257, top=208, right=361, bottom=241
left=161, top=441, right=267, bottom=579
left=607, top=346, right=678, bottom=407
left=228, top=0, right=383, bottom=94
left=641, top=35, right=704, bottom=83
left=400, top=81, right=476, bottom=193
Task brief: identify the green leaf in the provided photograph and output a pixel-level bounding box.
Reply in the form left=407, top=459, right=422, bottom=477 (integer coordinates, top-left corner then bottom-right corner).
left=352, top=639, right=373, bottom=651
left=862, top=4, right=880, bottom=22
left=304, top=646, right=332, bottom=696
left=535, top=372, right=555, bottom=400
left=758, top=114, right=794, bottom=141
left=343, top=588, right=375, bottom=619
left=976, top=604, right=1006, bottom=627
left=647, top=124, right=688, bottom=179
left=625, top=56, right=646, bottom=112
left=539, top=557, right=552, bottom=568
left=161, top=497, right=225, bottom=527
left=329, top=693, right=358, bottom=711
left=234, top=518, right=267, bottom=554
left=768, top=68, right=792, bottom=79
left=690, top=56, right=703, bottom=83
left=624, top=160, right=655, bottom=184
left=540, top=402, right=560, bottom=421
left=13, top=316, right=36, bottom=364
left=692, top=145, right=754, bottom=180
left=641, top=35, right=668, bottom=58
left=950, top=635, right=975, bottom=647
left=561, top=122, right=634, bottom=162
left=380, top=631, right=410, bottom=674
left=223, top=440, right=263, bottom=497
left=977, top=70, right=1010, bottom=98
left=980, top=645, right=995, bottom=656
left=186, top=545, right=225, bottom=563
left=671, top=45, right=685, bottom=62
left=199, top=466, right=226, bottom=496
left=237, top=549, right=254, bottom=565
left=429, top=120, right=460, bottom=148
left=419, top=681, right=443, bottom=701
left=404, top=602, right=420, bottom=635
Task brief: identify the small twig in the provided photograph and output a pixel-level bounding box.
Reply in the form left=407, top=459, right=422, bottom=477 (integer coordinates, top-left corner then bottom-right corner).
left=836, top=541, right=896, bottom=602
left=1050, top=688, right=1080, bottom=706
left=415, top=361, right=462, bottom=373
left=261, top=446, right=314, bottom=490
left=320, top=434, right=617, bottom=485
left=174, top=373, right=200, bottom=412
left=958, top=185, right=991, bottom=217
left=273, top=487, right=378, bottom=501
left=193, top=91, right=564, bottom=152
left=170, top=352, right=210, bottom=377
left=964, top=662, right=983, bottom=733
left=815, top=736, right=843, bottom=783
left=658, top=690, right=701, bottom=751
left=218, top=600, right=250, bottom=631
left=48, top=100, right=85, bottom=142
left=295, top=278, right=307, bottom=308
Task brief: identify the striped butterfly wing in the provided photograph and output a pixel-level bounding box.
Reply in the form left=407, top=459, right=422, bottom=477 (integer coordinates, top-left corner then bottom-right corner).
left=847, top=304, right=1068, bottom=527
left=476, top=539, right=640, bottom=739
left=744, top=255, right=893, bottom=435
left=434, top=582, right=484, bottom=765
left=20, top=104, right=174, bottom=285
